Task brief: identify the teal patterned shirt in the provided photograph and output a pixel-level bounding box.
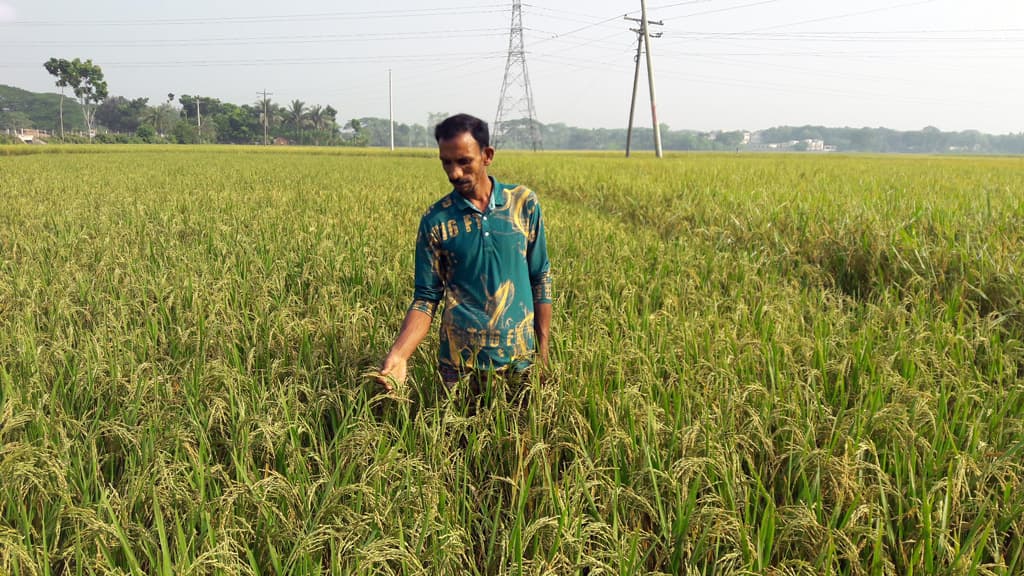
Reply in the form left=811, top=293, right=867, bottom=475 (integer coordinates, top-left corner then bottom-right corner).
left=410, top=177, right=552, bottom=371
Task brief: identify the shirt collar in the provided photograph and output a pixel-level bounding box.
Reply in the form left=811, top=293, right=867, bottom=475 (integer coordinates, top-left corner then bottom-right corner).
left=453, top=176, right=504, bottom=213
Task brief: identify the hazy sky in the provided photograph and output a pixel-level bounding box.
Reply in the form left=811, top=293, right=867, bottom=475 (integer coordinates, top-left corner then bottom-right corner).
left=2, top=0, right=1022, bottom=133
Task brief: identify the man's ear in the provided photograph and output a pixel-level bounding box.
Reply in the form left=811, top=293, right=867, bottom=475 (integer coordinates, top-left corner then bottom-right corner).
left=482, top=146, right=495, bottom=166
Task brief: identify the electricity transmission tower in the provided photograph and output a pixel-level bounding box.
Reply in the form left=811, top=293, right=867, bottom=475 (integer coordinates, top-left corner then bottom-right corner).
left=494, top=0, right=541, bottom=151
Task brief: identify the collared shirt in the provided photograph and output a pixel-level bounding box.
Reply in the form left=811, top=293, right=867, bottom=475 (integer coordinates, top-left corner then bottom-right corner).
left=410, top=176, right=552, bottom=371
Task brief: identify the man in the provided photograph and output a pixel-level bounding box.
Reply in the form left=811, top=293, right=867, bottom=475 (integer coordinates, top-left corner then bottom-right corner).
left=377, top=113, right=552, bottom=392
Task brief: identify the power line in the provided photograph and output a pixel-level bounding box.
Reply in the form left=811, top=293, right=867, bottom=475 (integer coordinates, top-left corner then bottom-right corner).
left=670, top=0, right=785, bottom=19
left=528, top=43, right=992, bottom=109
left=5, top=28, right=509, bottom=48
left=11, top=4, right=510, bottom=27
left=743, top=0, right=940, bottom=33
left=528, top=0, right=787, bottom=46
left=665, top=34, right=1024, bottom=43
left=627, top=51, right=989, bottom=107
left=654, top=46, right=1024, bottom=57
left=647, top=0, right=714, bottom=10
left=522, top=0, right=706, bottom=22
left=531, top=29, right=635, bottom=57
left=0, top=53, right=508, bottom=70
left=521, top=4, right=625, bottom=21
left=665, top=27, right=1024, bottom=38
left=532, top=14, right=629, bottom=45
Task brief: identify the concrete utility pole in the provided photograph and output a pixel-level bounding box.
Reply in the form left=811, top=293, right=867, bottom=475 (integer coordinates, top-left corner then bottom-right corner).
left=195, top=94, right=201, bottom=143
left=388, top=69, right=395, bottom=151
left=641, top=0, right=663, bottom=157
left=258, top=89, right=273, bottom=145
left=625, top=14, right=662, bottom=157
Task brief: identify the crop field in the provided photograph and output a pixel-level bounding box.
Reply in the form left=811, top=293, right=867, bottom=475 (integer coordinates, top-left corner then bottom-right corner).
left=1, top=145, right=1023, bottom=575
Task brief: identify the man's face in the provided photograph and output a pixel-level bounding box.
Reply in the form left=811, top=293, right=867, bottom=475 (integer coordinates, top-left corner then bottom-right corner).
left=438, top=131, right=494, bottom=196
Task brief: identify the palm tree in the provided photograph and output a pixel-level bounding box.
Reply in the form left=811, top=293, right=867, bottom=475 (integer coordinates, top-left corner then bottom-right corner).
left=308, top=105, right=324, bottom=145
left=144, top=105, right=162, bottom=134
left=287, top=99, right=306, bottom=145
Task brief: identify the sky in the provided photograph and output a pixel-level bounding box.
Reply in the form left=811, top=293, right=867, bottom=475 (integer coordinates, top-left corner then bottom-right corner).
left=1, top=0, right=1022, bottom=134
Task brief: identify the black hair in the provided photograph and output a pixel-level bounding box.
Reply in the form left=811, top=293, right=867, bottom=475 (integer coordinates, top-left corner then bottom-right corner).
left=434, top=113, right=490, bottom=148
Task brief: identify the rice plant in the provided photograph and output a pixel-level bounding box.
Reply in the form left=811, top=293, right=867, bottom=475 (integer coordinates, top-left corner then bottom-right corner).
left=1, top=146, right=1022, bottom=574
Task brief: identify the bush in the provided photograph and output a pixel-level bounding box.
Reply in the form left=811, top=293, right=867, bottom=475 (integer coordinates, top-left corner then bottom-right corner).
left=135, top=124, right=157, bottom=143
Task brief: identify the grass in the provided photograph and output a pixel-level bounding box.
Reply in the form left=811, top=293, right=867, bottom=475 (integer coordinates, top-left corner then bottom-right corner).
left=0, top=146, right=1022, bottom=574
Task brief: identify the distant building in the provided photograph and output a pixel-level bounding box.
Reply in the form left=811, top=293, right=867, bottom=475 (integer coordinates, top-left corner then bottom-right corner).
left=803, top=139, right=825, bottom=151
left=745, top=135, right=835, bottom=152
left=14, top=128, right=54, bottom=144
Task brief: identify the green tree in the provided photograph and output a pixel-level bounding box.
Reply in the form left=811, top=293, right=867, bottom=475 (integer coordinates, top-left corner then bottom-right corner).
left=212, top=103, right=260, bottom=144
left=0, top=110, right=32, bottom=132
left=135, top=123, right=157, bottom=143
left=286, top=100, right=307, bottom=144
left=178, top=95, right=224, bottom=143
left=322, top=105, right=339, bottom=144
left=42, top=58, right=72, bottom=139
left=308, top=104, right=324, bottom=145
left=147, top=103, right=178, bottom=136
left=95, top=96, right=148, bottom=133
left=171, top=120, right=199, bottom=144
left=43, top=58, right=108, bottom=140
left=345, top=118, right=368, bottom=146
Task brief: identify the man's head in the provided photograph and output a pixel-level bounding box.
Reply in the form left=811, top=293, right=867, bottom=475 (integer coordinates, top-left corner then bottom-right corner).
left=435, top=114, right=494, bottom=197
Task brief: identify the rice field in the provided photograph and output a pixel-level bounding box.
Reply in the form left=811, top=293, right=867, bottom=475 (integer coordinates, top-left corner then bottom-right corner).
left=1, top=145, right=1022, bottom=575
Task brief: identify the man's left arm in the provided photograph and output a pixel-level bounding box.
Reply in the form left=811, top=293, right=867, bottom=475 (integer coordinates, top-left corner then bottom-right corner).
left=526, top=191, right=553, bottom=367
left=533, top=302, right=551, bottom=366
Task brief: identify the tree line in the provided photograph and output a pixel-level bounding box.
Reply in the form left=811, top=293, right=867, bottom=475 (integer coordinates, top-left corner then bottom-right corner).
left=2, top=57, right=1022, bottom=152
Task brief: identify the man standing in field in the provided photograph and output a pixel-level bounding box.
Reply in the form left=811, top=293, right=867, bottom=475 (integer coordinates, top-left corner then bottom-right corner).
left=377, top=113, right=552, bottom=393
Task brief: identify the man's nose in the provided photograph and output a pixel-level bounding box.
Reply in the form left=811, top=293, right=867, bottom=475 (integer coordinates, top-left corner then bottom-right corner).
left=447, top=166, right=462, bottom=180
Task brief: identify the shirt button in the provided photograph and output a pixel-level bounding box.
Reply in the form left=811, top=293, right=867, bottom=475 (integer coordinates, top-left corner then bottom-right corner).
left=484, top=232, right=490, bottom=237
left=483, top=216, right=487, bottom=221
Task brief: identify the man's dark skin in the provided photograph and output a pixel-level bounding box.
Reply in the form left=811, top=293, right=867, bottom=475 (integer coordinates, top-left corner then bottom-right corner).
left=377, top=130, right=551, bottom=391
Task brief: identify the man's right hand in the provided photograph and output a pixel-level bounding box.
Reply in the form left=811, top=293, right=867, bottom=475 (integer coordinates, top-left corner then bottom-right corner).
left=377, top=355, right=408, bottom=393
left=376, top=308, right=433, bottom=393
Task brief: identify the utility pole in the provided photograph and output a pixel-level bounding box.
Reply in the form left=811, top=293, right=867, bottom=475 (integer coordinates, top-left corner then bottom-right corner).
left=625, top=14, right=662, bottom=157
left=641, top=0, right=663, bottom=157
left=388, top=69, right=395, bottom=151
left=195, top=94, right=201, bottom=143
left=257, top=89, right=273, bottom=145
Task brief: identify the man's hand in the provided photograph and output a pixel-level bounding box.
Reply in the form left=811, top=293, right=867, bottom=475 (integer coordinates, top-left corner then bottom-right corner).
left=374, top=309, right=433, bottom=393
left=376, top=354, right=408, bottom=393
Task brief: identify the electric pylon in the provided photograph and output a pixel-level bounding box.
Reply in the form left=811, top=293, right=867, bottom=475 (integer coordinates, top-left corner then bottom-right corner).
left=494, top=0, right=541, bottom=151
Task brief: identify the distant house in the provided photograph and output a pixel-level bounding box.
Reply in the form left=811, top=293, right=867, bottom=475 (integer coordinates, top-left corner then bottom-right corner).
left=746, top=135, right=835, bottom=152
left=803, top=139, right=825, bottom=151
left=273, top=136, right=290, bottom=146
